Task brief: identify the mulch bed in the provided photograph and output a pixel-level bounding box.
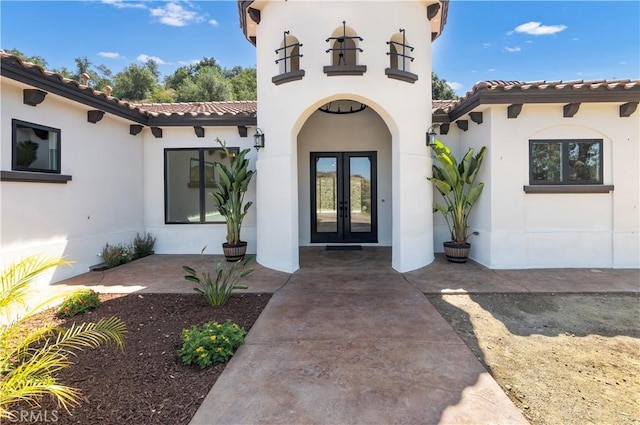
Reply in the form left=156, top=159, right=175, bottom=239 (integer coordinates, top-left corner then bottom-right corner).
left=21, top=292, right=270, bottom=425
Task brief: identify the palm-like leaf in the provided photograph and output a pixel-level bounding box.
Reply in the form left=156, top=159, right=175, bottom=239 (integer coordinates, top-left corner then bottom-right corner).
left=428, top=141, right=487, bottom=243
left=0, top=256, right=71, bottom=317
left=0, top=255, right=127, bottom=418
left=210, top=138, right=255, bottom=244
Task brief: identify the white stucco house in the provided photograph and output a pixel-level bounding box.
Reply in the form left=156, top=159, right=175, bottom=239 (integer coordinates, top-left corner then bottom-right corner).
left=1, top=0, right=639, bottom=283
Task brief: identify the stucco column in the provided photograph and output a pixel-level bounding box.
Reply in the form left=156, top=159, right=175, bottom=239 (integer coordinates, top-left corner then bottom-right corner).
left=255, top=151, right=300, bottom=273
left=392, top=144, right=434, bottom=272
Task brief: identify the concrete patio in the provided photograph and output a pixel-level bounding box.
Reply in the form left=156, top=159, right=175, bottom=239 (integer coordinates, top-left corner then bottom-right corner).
left=52, top=247, right=640, bottom=295
left=50, top=247, right=638, bottom=425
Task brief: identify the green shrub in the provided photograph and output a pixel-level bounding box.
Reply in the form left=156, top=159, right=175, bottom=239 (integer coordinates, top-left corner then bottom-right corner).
left=183, top=250, right=253, bottom=306
left=133, top=232, right=156, bottom=258
left=57, top=289, right=101, bottom=317
left=178, top=321, right=245, bottom=369
left=101, top=243, right=132, bottom=268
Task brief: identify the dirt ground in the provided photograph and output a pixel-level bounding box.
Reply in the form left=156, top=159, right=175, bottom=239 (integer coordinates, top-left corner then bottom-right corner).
left=427, top=293, right=640, bottom=425
left=15, top=293, right=270, bottom=425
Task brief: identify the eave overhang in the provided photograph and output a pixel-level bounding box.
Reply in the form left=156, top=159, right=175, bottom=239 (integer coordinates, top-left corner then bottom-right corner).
left=238, top=0, right=449, bottom=45
left=1, top=54, right=257, bottom=128
left=447, top=86, right=640, bottom=122
left=1, top=55, right=148, bottom=124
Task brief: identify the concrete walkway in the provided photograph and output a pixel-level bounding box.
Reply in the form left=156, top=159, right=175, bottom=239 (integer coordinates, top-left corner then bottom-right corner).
left=50, top=248, right=638, bottom=424
left=190, top=248, right=528, bottom=425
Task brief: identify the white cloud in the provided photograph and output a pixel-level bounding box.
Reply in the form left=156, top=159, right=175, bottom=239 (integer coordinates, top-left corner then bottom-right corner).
left=514, top=21, right=567, bottom=36
left=482, top=43, right=491, bottom=48
left=572, top=37, right=579, bottom=41
left=150, top=2, right=204, bottom=27
left=503, top=46, right=521, bottom=53
left=97, top=51, right=122, bottom=59
left=137, top=54, right=169, bottom=65
left=178, top=59, right=200, bottom=66
left=209, top=19, right=219, bottom=27
left=101, top=0, right=146, bottom=9
left=488, top=68, right=496, bottom=73
left=446, top=81, right=463, bottom=91
left=525, top=40, right=533, bottom=44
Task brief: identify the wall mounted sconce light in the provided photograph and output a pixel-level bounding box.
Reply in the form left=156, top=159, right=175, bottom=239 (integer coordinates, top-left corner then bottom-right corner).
left=426, top=124, right=440, bottom=147
left=253, top=128, right=265, bottom=150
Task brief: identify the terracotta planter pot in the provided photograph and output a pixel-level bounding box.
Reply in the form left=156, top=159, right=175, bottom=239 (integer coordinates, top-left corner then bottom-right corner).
left=222, top=241, right=247, bottom=262
left=443, top=241, right=471, bottom=263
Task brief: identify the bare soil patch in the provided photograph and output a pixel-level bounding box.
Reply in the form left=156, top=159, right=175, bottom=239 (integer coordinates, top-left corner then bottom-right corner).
left=19, top=293, right=270, bottom=425
left=428, top=293, right=640, bottom=425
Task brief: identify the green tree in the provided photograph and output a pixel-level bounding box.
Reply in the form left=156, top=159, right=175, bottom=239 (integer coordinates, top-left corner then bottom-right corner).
left=432, top=72, right=458, bottom=100
left=145, top=59, right=160, bottom=80
left=3, top=48, right=48, bottom=68
left=165, top=57, right=256, bottom=101
left=112, top=64, right=158, bottom=101
left=70, top=56, right=113, bottom=91
left=196, top=67, right=233, bottom=101
left=148, top=87, right=177, bottom=103
left=229, top=68, right=257, bottom=101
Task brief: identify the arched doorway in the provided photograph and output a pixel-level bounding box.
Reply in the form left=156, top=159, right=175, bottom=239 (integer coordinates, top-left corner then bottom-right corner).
left=297, top=99, right=392, bottom=247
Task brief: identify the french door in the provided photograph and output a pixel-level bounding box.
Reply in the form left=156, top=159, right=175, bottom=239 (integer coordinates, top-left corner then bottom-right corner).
left=310, top=151, right=377, bottom=243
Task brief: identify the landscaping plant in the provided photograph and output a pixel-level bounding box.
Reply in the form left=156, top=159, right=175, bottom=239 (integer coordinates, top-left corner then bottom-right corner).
left=210, top=138, right=255, bottom=246
left=183, top=248, right=253, bottom=306
left=178, top=321, right=245, bottom=369
left=133, top=232, right=156, bottom=258
left=56, top=289, right=101, bottom=318
left=0, top=255, right=127, bottom=419
left=428, top=140, right=487, bottom=243
left=100, top=243, right=132, bottom=268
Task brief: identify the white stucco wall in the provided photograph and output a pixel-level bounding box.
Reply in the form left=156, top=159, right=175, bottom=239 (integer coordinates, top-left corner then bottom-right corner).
left=447, top=102, right=639, bottom=269
left=253, top=0, right=436, bottom=272
left=0, top=79, right=145, bottom=282
left=142, top=126, right=257, bottom=255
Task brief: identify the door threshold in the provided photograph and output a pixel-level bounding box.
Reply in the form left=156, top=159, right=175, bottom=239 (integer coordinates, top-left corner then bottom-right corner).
left=326, top=245, right=363, bottom=251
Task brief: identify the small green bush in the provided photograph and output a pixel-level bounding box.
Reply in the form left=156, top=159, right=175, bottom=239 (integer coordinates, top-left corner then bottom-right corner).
left=57, top=289, right=101, bottom=317
left=101, top=243, right=132, bottom=268
left=133, top=232, right=156, bottom=258
left=179, top=321, right=245, bottom=369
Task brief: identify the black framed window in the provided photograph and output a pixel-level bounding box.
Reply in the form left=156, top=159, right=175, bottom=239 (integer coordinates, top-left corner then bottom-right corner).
left=530, top=139, right=603, bottom=185
left=12, top=119, right=61, bottom=173
left=164, top=147, right=238, bottom=224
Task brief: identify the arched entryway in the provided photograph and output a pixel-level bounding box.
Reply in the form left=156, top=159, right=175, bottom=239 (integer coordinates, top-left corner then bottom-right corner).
left=297, top=99, right=392, bottom=248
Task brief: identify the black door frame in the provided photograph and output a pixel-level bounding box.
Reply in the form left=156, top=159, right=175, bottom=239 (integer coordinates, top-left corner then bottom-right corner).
left=310, top=151, right=378, bottom=243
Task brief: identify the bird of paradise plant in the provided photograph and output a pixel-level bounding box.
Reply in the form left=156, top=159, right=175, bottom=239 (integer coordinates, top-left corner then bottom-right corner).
left=428, top=140, right=487, bottom=244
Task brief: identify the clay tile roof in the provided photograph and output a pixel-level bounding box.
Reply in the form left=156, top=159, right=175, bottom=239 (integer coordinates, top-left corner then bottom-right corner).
left=440, top=79, right=640, bottom=118
left=1, top=50, right=257, bottom=125
left=134, top=101, right=257, bottom=117
left=432, top=100, right=457, bottom=114
left=0, top=51, right=134, bottom=107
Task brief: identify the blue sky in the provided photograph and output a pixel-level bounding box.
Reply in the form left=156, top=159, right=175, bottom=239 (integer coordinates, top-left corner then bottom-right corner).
left=1, top=1, right=638, bottom=96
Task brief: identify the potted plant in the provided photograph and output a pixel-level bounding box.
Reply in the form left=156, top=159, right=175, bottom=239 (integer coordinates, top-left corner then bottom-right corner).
left=210, top=138, right=255, bottom=261
left=428, top=140, right=486, bottom=263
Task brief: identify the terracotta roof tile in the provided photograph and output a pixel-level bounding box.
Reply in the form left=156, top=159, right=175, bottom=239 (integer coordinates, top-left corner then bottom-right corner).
left=439, top=79, right=640, bottom=114
left=1, top=50, right=256, bottom=123
left=432, top=100, right=457, bottom=113
left=0, top=50, right=140, bottom=112
left=135, top=101, right=257, bottom=117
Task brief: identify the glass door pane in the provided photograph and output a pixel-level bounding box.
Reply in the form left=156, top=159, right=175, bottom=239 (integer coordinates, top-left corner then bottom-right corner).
left=349, top=157, right=372, bottom=233
left=315, top=157, right=338, bottom=233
